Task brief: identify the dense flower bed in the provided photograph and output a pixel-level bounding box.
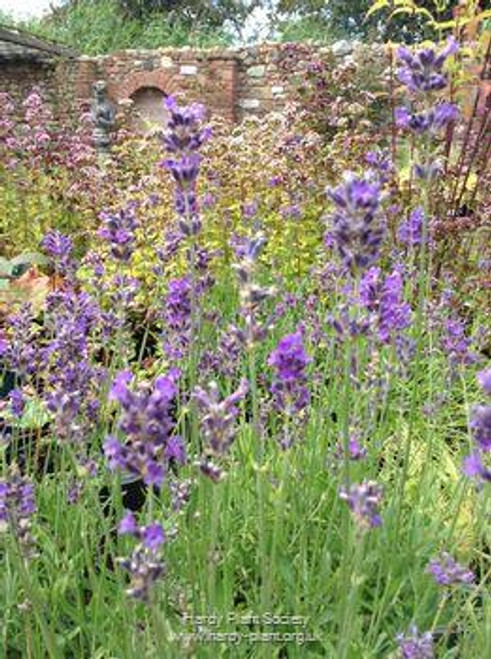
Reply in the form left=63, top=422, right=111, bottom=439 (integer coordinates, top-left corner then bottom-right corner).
left=0, top=33, right=490, bottom=658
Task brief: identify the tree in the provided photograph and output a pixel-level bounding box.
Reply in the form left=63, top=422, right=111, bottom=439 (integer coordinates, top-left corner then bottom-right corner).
left=274, top=0, right=455, bottom=42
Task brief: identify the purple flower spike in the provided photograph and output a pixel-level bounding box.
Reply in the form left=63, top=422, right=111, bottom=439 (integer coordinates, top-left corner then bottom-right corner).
left=161, top=95, right=210, bottom=232
left=9, top=389, right=25, bottom=418
left=397, top=37, right=458, bottom=93
left=339, top=480, right=383, bottom=530
left=398, top=207, right=425, bottom=246
left=442, top=316, right=476, bottom=368
left=359, top=267, right=411, bottom=343
left=118, top=511, right=138, bottom=536
left=41, top=230, right=74, bottom=277
left=162, top=276, right=192, bottom=361
left=395, top=102, right=459, bottom=135
left=477, top=369, right=491, bottom=396
left=116, top=513, right=167, bottom=602
left=194, top=379, right=248, bottom=458
left=470, top=405, right=491, bottom=453
left=326, top=173, right=386, bottom=271
left=142, top=523, right=165, bottom=551
left=98, top=207, right=138, bottom=262
left=0, top=467, right=37, bottom=557
left=110, top=371, right=134, bottom=404
left=428, top=552, right=474, bottom=587
left=104, top=370, right=181, bottom=489
left=463, top=365, right=491, bottom=486
left=199, top=458, right=223, bottom=483
left=268, top=331, right=311, bottom=415
left=396, top=625, right=434, bottom=659
left=348, top=437, right=367, bottom=461
left=462, top=452, right=491, bottom=483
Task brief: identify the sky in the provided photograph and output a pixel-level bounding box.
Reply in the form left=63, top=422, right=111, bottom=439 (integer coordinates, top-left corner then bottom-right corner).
left=0, top=0, right=61, bottom=20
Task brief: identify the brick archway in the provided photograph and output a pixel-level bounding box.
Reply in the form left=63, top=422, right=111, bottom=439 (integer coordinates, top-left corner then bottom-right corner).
left=115, top=70, right=178, bottom=101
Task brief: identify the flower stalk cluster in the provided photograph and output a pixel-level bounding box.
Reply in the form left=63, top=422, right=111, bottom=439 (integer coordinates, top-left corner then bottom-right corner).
left=161, top=96, right=210, bottom=236
left=326, top=174, right=386, bottom=272
left=268, top=331, right=311, bottom=417
left=117, top=512, right=166, bottom=601
left=359, top=266, right=412, bottom=344
left=104, top=370, right=185, bottom=489
left=0, top=467, right=37, bottom=558
left=233, top=232, right=275, bottom=349
left=193, top=379, right=248, bottom=481
left=339, top=480, right=383, bottom=531
left=396, top=625, right=434, bottom=659
left=427, top=551, right=474, bottom=587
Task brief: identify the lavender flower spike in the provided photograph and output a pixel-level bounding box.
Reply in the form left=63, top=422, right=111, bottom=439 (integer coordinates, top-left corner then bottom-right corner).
left=98, top=207, right=138, bottom=263
left=462, top=452, right=491, bottom=483
left=103, top=370, right=184, bottom=489
left=395, top=102, right=459, bottom=135
left=268, top=331, right=311, bottom=414
left=397, top=207, right=425, bottom=246
left=396, top=625, right=434, bottom=659
left=462, top=366, right=491, bottom=485
left=470, top=405, right=491, bottom=453
left=339, top=480, right=383, bottom=530
left=477, top=368, right=491, bottom=396
left=41, top=230, right=74, bottom=277
left=116, top=512, right=166, bottom=602
left=428, top=552, right=474, bottom=587
left=0, top=466, right=37, bottom=557
left=161, top=95, right=210, bottom=235
left=326, top=173, right=386, bottom=271
left=397, top=37, right=458, bottom=93
left=193, top=379, right=248, bottom=455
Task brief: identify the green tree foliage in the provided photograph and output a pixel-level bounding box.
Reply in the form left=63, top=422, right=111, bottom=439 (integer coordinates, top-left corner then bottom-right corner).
left=1, top=0, right=471, bottom=54
left=118, top=0, right=263, bottom=32
left=274, top=0, right=455, bottom=42
left=14, top=0, right=239, bottom=54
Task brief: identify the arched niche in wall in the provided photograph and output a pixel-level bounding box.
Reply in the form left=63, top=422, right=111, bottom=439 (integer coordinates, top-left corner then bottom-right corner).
left=130, top=86, right=168, bottom=133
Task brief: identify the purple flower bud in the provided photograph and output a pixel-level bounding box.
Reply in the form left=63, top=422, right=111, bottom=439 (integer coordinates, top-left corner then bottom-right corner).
left=428, top=552, right=474, bottom=586
left=477, top=369, right=491, bottom=396
left=470, top=405, right=491, bottom=453
left=118, top=511, right=138, bottom=536
left=397, top=37, right=458, bottom=93
left=339, top=481, right=383, bottom=530
left=462, top=451, right=491, bottom=483
left=194, top=379, right=248, bottom=458
left=326, top=173, right=385, bottom=271
left=396, top=625, right=434, bottom=658
left=142, top=523, right=165, bottom=551
left=268, top=331, right=311, bottom=415
left=398, top=207, right=425, bottom=246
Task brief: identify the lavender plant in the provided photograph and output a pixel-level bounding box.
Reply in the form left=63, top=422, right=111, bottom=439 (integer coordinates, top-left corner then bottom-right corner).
left=1, top=31, right=489, bottom=659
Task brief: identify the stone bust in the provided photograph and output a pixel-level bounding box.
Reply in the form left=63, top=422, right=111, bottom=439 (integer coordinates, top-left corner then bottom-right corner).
left=91, top=80, right=115, bottom=155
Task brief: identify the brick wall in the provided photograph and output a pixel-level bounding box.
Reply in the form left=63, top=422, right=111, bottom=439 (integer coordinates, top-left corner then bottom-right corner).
left=1, top=60, right=58, bottom=104
left=1, top=41, right=375, bottom=125
left=2, top=41, right=488, bottom=126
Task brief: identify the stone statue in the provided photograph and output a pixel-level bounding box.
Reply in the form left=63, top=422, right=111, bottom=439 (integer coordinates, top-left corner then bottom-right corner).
left=91, top=80, right=115, bottom=157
